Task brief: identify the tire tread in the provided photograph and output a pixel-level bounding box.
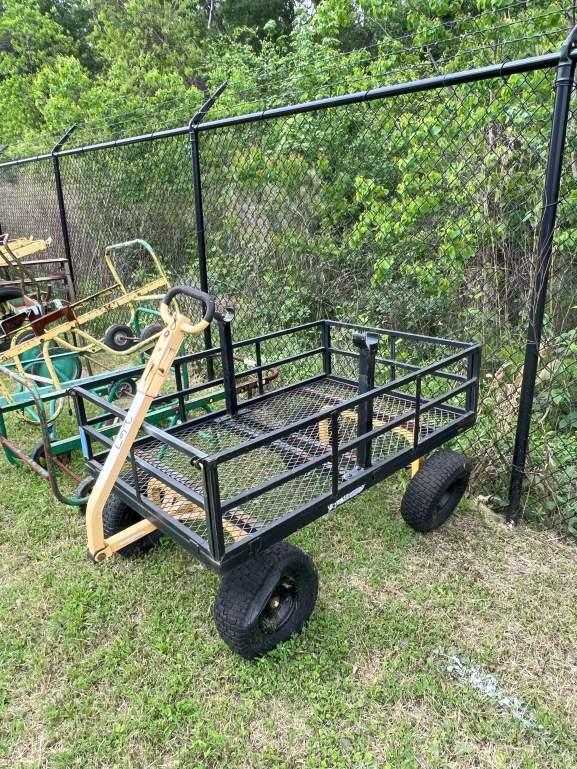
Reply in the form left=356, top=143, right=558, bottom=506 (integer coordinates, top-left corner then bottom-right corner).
left=214, top=541, right=318, bottom=658
left=401, top=450, right=470, bottom=532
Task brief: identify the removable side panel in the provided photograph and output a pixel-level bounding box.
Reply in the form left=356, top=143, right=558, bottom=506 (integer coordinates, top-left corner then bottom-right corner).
left=328, top=323, right=470, bottom=391
left=118, top=442, right=213, bottom=545
left=235, top=324, right=325, bottom=393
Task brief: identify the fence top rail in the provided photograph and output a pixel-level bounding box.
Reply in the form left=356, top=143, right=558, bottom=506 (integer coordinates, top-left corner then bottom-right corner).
left=0, top=48, right=569, bottom=169
left=196, top=50, right=564, bottom=132
left=0, top=152, right=52, bottom=169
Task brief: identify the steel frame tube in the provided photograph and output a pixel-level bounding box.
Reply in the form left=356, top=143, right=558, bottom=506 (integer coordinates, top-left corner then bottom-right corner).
left=51, top=125, right=78, bottom=301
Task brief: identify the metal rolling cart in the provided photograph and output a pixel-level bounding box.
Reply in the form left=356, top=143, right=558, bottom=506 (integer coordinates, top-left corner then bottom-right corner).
left=0, top=235, right=73, bottom=351
left=0, top=239, right=172, bottom=391
left=0, top=237, right=191, bottom=505
left=74, top=286, right=481, bottom=658
left=0, top=239, right=178, bottom=446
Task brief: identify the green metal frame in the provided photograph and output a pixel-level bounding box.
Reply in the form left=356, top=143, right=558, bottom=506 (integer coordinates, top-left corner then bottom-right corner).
left=0, top=354, right=221, bottom=507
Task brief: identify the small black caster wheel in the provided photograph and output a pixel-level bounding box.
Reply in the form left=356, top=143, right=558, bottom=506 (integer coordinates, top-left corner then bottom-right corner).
left=108, top=378, right=137, bottom=400
left=139, top=323, right=164, bottom=344
left=74, top=476, right=95, bottom=514
left=401, top=449, right=471, bottom=532
left=103, top=324, right=136, bottom=352
left=31, top=441, right=72, bottom=469
left=102, top=494, right=161, bottom=557
left=214, top=541, right=318, bottom=659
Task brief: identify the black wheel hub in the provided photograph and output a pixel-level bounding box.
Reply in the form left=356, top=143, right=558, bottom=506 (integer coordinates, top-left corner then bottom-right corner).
left=435, top=478, right=466, bottom=519
left=258, top=577, right=297, bottom=634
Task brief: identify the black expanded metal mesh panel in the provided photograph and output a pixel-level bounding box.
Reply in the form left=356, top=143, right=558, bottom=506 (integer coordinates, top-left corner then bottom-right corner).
left=199, top=69, right=556, bottom=508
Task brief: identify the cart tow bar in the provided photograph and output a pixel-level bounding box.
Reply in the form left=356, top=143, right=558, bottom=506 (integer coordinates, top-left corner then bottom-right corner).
left=85, top=286, right=216, bottom=561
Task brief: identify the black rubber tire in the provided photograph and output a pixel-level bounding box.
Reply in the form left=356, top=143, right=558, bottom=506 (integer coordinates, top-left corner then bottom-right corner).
left=102, top=494, right=162, bottom=557
left=401, top=450, right=471, bottom=532
left=0, top=286, right=23, bottom=302
left=31, top=441, right=72, bottom=469
left=74, top=476, right=95, bottom=514
left=139, top=323, right=164, bottom=343
left=214, top=541, right=318, bottom=659
left=103, top=324, right=136, bottom=352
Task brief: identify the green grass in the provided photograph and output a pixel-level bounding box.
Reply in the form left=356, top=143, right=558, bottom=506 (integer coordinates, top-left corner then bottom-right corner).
left=1, top=455, right=577, bottom=768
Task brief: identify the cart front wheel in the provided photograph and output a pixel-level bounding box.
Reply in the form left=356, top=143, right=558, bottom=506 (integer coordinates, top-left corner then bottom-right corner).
left=401, top=450, right=470, bottom=532
left=103, top=324, right=136, bottom=352
left=108, top=378, right=137, bottom=400
left=214, top=541, right=318, bottom=659
left=139, top=323, right=164, bottom=344
left=102, top=494, right=162, bottom=556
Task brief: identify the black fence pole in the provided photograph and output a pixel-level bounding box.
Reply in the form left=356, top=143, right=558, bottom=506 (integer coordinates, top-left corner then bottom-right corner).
left=52, top=125, right=77, bottom=302
left=188, top=83, right=228, bottom=379
left=0, top=144, right=8, bottom=233
left=507, top=26, right=577, bottom=522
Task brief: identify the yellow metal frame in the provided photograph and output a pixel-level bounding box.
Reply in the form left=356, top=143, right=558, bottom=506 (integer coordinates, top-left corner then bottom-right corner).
left=86, top=302, right=208, bottom=561
left=103, top=239, right=174, bottom=328
left=0, top=240, right=173, bottom=418
left=0, top=237, right=49, bottom=266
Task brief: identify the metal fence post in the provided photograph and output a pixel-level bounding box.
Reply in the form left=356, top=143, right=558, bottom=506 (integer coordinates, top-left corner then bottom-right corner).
left=52, top=125, right=77, bottom=302
left=188, top=83, right=227, bottom=378
left=0, top=144, right=8, bottom=233
left=507, top=26, right=577, bottom=522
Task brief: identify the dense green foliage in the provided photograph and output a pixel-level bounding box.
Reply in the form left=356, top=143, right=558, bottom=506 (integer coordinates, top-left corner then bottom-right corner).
left=0, top=1, right=572, bottom=153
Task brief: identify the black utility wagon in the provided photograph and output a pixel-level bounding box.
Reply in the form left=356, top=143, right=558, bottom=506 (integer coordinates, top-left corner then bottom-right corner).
left=74, top=287, right=481, bottom=658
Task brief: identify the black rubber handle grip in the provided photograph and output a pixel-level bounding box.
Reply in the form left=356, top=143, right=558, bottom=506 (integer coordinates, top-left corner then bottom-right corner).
left=162, top=286, right=215, bottom=324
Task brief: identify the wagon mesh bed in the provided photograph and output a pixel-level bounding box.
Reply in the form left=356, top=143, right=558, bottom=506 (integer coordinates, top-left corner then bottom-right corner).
left=77, top=319, right=480, bottom=571
left=120, top=377, right=457, bottom=544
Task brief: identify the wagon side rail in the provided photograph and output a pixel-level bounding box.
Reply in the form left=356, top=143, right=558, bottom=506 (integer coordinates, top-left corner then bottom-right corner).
left=72, top=338, right=481, bottom=569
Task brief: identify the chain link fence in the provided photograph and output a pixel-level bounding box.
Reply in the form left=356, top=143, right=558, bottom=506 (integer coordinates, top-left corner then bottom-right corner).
left=0, top=157, right=70, bottom=299
left=1, top=47, right=576, bottom=534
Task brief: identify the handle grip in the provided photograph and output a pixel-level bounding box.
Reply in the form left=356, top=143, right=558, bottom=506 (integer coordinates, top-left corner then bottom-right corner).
left=160, top=285, right=216, bottom=335
left=162, top=286, right=215, bottom=323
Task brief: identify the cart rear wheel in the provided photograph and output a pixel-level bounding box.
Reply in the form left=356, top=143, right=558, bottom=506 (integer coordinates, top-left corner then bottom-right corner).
left=32, top=441, right=72, bottom=469
left=401, top=450, right=470, bottom=532
left=74, top=476, right=95, bottom=514
left=0, top=286, right=23, bottom=302
left=139, top=323, right=164, bottom=344
left=102, top=494, right=162, bottom=556
left=108, top=377, right=137, bottom=400
left=103, top=324, right=136, bottom=352
left=214, top=541, right=318, bottom=659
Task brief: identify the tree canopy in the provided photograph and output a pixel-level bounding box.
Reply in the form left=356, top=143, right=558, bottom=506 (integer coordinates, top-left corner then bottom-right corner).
left=0, top=1, right=571, bottom=155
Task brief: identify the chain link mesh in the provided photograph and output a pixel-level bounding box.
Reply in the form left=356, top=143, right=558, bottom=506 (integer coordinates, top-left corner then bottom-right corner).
left=520, top=82, right=577, bottom=532
left=0, top=158, right=69, bottom=298
left=199, top=69, right=557, bottom=516
left=57, top=134, right=198, bottom=299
